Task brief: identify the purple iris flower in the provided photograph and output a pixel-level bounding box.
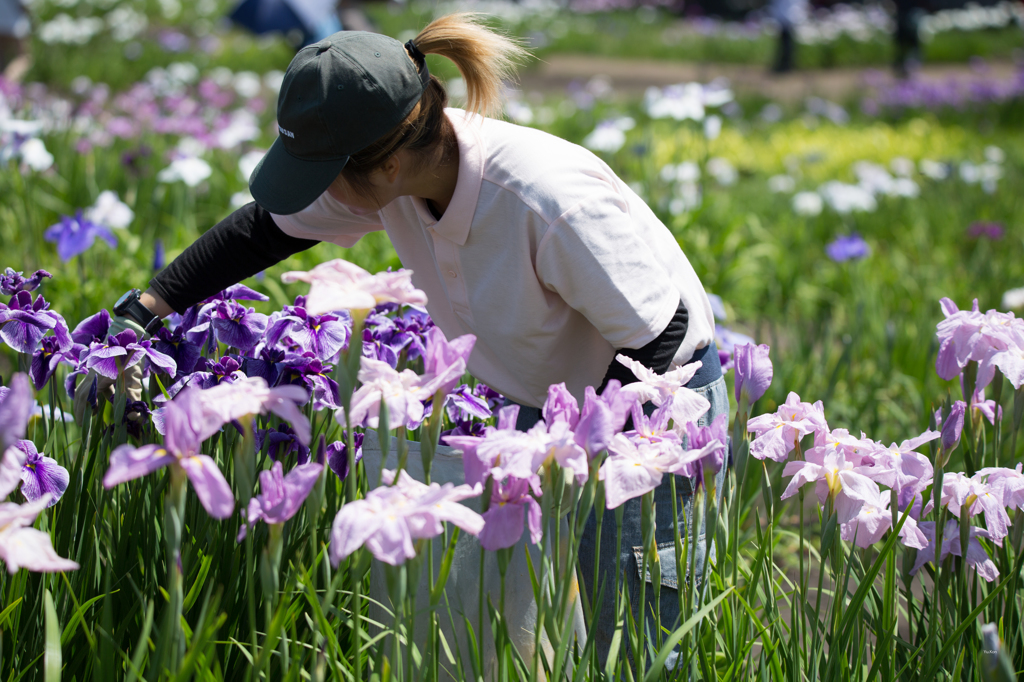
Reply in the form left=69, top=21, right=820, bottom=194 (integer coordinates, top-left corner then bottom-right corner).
left=152, top=324, right=202, bottom=378
left=0, top=291, right=71, bottom=354
left=43, top=211, right=118, bottom=262
left=276, top=352, right=340, bottom=410
left=105, top=386, right=235, bottom=519
left=326, top=433, right=364, bottom=482
left=242, top=347, right=287, bottom=386
left=237, top=460, right=324, bottom=541
left=30, top=336, right=84, bottom=390
left=0, top=268, right=51, bottom=296
left=160, top=355, right=245, bottom=403
left=82, top=329, right=176, bottom=380
left=440, top=420, right=487, bottom=440
left=205, top=300, right=268, bottom=353
left=257, top=423, right=310, bottom=464
left=70, top=309, right=111, bottom=345
left=199, top=284, right=269, bottom=305
left=826, top=233, right=871, bottom=262
left=16, top=440, right=69, bottom=507
left=542, top=383, right=580, bottom=429
left=264, top=300, right=350, bottom=363
left=362, top=319, right=401, bottom=368
left=445, top=384, right=493, bottom=423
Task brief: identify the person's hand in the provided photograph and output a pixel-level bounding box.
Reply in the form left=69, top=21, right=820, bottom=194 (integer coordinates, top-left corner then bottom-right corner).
left=72, top=316, right=148, bottom=423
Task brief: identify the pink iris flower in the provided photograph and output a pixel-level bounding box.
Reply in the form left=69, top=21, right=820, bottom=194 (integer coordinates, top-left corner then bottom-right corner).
left=339, top=356, right=434, bottom=429
left=748, top=392, right=828, bottom=462
left=870, top=431, right=939, bottom=507
left=910, top=519, right=999, bottom=582
left=0, top=374, right=33, bottom=501
left=0, top=495, right=79, bottom=573
left=282, top=259, right=428, bottom=316
left=197, top=376, right=311, bottom=445
left=598, top=432, right=724, bottom=509
left=935, top=297, right=1024, bottom=388
left=835, top=470, right=927, bottom=549
left=941, top=471, right=1011, bottom=543
left=976, top=465, right=1024, bottom=512
left=615, top=354, right=710, bottom=428
left=104, top=386, right=235, bottom=519
left=238, top=460, right=323, bottom=541
left=421, top=326, right=476, bottom=398
left=329, top=469, right=483, bottom=566
left=478, top=476, right=543, bottom=551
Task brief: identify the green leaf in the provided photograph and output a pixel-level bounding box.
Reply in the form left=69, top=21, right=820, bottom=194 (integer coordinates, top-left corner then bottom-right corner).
left=44, top=590, right=62, bottom=682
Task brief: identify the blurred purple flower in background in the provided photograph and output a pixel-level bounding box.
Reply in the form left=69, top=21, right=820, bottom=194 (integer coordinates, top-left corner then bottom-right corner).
left=967, top=221, right=1005, bottom=240
left=826, top=233, right=870, bottom=262
left=43, top=211, right=117, bottom=262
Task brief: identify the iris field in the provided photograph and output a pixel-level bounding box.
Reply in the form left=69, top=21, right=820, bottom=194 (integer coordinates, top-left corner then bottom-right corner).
left=2, top=0, right=1024, bottom=680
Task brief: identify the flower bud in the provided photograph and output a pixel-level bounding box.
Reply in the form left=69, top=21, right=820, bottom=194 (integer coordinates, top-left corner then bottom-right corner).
left=734, top=343, right=773, bottom=405
left=941, top=400, right=966, bottom=453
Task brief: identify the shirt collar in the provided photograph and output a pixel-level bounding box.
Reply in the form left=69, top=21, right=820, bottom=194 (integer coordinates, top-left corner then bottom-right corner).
left=427, top=109, right=484, bottom=246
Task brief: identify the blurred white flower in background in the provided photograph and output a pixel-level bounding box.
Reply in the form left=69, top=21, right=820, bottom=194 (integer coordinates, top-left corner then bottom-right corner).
left=792, top=191, right=823, bottom=216
left=819, top=181, right=877, bottom=213
left=707, top=157, right=737, bottom=186
left=889, top=157, right=915, bottom=177
left=703, top=115, right=722, bottom=140
left=233, top=72, right=263, bottom=99
left=919, top=159, right=950, bottom=180
left=216, top=110, right=260, bottom=149
left=231, top=191, right=255, bottom=209
left=85, top=191, right=134, bottom=229
left=157, top=157, right=212, bottom=187
left=582, top=117, right=634, bottom=154
left=238, top=150, right=266, bottom=181
left=1002, top=287, right=1024, bottom=310
left=18, top=138, right=54, bottom=172
left=768, top=175, right=796, bottom=193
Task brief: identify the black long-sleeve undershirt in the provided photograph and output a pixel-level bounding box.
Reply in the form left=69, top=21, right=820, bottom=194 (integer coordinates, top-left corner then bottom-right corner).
left=149, top=202, right=318, bottom=314
left=149, top=202, right=688, bottom=383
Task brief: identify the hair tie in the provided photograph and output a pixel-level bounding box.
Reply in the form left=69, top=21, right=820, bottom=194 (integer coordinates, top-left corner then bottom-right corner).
left=404, top=40, right=426, bottom=68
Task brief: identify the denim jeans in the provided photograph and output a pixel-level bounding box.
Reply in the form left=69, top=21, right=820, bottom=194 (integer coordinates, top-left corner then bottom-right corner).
left=509, top=353, right=731, bottom=667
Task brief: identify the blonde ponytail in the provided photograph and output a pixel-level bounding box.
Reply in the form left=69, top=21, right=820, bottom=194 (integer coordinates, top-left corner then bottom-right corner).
left=413, top=13, right=529, bottom=118
left=338, top=14, right=529, bottom=203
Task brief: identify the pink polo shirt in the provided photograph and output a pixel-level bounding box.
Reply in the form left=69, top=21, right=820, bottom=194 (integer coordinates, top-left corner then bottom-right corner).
left=271, top=109, right=715, bottom=408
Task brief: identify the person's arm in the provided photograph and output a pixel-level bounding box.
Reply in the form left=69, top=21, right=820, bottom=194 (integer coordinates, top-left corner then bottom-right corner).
left=599, top=300, right=688, bottom=391
left=147, top=202, right=320, bottom=315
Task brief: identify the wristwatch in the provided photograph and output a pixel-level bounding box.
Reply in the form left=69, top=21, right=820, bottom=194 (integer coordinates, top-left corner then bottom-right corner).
left=114, top=289, right=163, bottom=335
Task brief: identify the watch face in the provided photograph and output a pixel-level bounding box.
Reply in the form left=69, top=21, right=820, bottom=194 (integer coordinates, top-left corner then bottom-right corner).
left=114, top=289, right=137, bottom=313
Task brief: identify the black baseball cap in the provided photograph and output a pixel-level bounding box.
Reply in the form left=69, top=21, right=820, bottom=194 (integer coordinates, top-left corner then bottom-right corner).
left=249, top=31, right=431, bottom=215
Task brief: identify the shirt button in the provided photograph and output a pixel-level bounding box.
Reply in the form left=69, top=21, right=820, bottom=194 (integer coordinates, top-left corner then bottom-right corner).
left=447, top=270, right=457, bottom=278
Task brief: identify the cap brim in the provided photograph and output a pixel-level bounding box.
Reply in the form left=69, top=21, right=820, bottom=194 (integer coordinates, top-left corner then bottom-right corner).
left=248, top=137, right=350, bottom=215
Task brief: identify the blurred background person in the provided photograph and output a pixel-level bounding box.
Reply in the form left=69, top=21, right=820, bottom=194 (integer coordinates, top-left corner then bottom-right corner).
left=229, top=0, right=345, bottom=49
left=894, top=0, right=924, bottom=78
left=0, top=0, right=29, bottom=82
left=769, top=0, right=807, bottom=73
